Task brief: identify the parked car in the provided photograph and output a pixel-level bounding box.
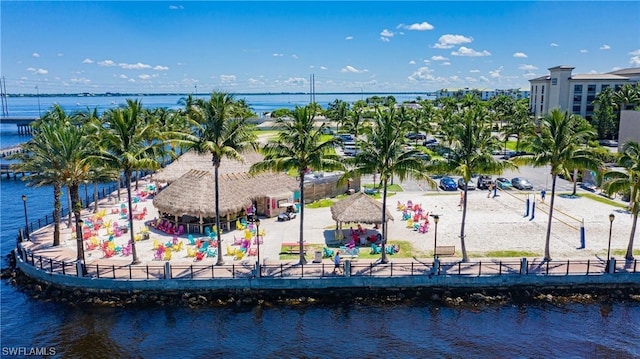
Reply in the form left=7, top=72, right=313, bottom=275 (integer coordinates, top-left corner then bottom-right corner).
left=422, top=137, right=439, bottom=148
left=457, top=178, right=476, bottom=190
left=439, top=177, right=458, bottom=191
left=405, top=132, right=427, bottom=140
left=495, top=177, right=513, bottom=190
left=511, top=177, right=533, bottom=190
left=277, top=205, right=297, bottom=221
left=477, top=175, right=493, bottom=190
left=337, top=134, right=354, bottom=142
left=599, top=139, right=618, bottom=147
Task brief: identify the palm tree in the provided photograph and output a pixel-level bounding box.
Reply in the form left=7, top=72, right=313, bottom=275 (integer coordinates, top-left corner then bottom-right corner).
left=351, top=106, right=434, bottom=263
left=98, top=99, right=165, bottom=265
left=250, top=105, right=343, bottom=265
left=181, top=92, right=257, bottom=265
left=501, top=101, right=535, bottom=153
left=433, top=105, right=514, bottom=262
left=603, top=141, right=640, bottom=260
left=592, top=87, right=618, bottom=140
left=326, top=99, right=350, bottom=134
left=518, top=109, right=600, bottom=261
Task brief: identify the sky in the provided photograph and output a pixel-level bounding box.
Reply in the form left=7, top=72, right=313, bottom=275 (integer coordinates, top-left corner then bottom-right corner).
left=2, top=1, right=639, bottom=94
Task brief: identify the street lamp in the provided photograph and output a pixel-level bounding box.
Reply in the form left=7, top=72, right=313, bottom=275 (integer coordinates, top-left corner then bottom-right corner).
left=22, top=194, right=29, bottom=241
left=607, top=213, right=615, bottom=271
left=431, top=214, right=440, bottom=259
left=247, top=214, right=261, bottom=277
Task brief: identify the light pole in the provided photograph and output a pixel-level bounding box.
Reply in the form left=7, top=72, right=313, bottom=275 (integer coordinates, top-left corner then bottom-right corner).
left=84, top=180, right=89, bottom=208
left=78, top=219, right=87, bottom=276
left=607, top=213, right=615, bottom=271
left=22, top=195, right=29, bottom=241
left=431, top=214, right=440, bottom=259
left=247, top=214, right=261, bottom=277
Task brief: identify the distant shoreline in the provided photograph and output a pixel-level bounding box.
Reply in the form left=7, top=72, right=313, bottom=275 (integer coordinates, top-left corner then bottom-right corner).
left=6, top=91, right=436, bottom=98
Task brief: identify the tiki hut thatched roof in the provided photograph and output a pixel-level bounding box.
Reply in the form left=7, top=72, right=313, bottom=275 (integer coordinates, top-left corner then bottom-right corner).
left=153, top=150, right=264, bottom=183
left=153, top=170, right=250, bottom=218
left=153, top=169, right=298, bottom=218
left=330, top=192, right=394, bottom=224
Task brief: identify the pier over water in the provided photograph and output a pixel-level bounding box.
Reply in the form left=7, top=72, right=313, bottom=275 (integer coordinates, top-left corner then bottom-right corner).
left=0, top=116, right=39, bottom=134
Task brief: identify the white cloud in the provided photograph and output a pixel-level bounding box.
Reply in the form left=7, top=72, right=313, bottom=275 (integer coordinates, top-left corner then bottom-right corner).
left=449, top=75, right=460, bottom=81
left=32, top=52, right=40, bottom=58
left=272, top=53, right=283, bottom=57
left=479, top=76, right=489, bottom=82
left=523, top=72, right=538, bottom=79
left=119, top=74, right=128, bottom=79
left=441, top=62, right=451, bottom=66
left=138, top=74, right=152, bottom=80
left=380, top=29, right=394, bottom=42
left=341, top=65, right=367, bottom=73
left=82, top=58, right=94, bottom=64
left=433, top=34, right=472, bottom=49
left=513, top=52, right=528, bottom=58
left=631, top=56, right=640, bottom=66
left=407, top=66, right=435, bottom=82
left=398, top=21, right=434, bottom=31
left=119, top=62, right=152, bottom=70
left=220, top=75, right=236, bottom=82
left=27, top=67, right=48, bottom=75
left=408, top=60, right=416, bottom=65
left=284, top=77, right=307, bottom=86
left=169, top=5, right=184, bottom=10
left=451, top=46, right=491, bottom=57
left=550, top=43, right=559, bottom=47
left=319, top=66, right=328, bottom=70
left=431, top=55, right=449, bottom=61
left=465, top=76, right=477, bottom=83
left=98, top=60, right=116, bottom=67
left=153, top=65, right=169, bottom=71
left=518, top=64, right=538, bottom=71
left=600, top=44, right=611, bottom=50
left=70, top=77, right=90, bottom=84
left=469, top=69, right=480, bottom=73
left=587, top=70, right=599, bottom=74
left=579, top=49, right=588, bottom=53
left=57, top=53, right=64, bottom=57
left=345, top=36, right=353, bottom=40
left=489, top=66, right=503, bottom=78
left=629, top=49, right=640, bottom=56
left=291, top=54, right=298, bottom=59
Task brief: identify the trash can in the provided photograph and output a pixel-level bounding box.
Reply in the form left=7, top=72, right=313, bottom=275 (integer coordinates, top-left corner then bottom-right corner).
left=313, top=250, right=322, bottom=263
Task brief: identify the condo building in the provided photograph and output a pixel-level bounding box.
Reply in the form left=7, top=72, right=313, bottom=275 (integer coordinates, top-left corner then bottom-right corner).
left=529, top=66, right=640, bottom=120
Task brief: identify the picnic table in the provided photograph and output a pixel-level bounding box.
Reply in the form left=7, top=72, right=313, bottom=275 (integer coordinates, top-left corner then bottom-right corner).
left=282, top=242, right=310, bottom=254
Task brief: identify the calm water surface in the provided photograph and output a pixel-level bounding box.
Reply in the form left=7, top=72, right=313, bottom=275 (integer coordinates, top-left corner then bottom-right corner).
left=1, top=95, right=639, bottom=357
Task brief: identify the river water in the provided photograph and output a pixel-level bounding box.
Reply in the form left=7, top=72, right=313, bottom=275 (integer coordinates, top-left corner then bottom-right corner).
left=1, top=94, right=639, bottom=357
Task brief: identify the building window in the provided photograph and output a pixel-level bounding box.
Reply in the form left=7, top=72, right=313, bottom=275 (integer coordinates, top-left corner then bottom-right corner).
left=573, top=94, right=582, bottom=103
left=551, top=78, right=558, bottom=85
left=573, top=105, right=581, bottom=113
left=587, top=95, right=595, bottom=103
left=586, top=105, right=594, bottom=113
left=601, top=84, right=609, bottom=90
left=541, top=85, right=545, bottom=94
left=587, top=84, right=596, bottom=93
left=574, top=84, right=583, bottom=93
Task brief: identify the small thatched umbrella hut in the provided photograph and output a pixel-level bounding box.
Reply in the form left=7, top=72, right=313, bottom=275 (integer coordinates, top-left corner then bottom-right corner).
left=330, top=192, right=394, bottom=242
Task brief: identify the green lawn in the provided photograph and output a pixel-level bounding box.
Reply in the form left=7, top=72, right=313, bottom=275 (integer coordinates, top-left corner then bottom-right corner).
left=576, top=193, right=628, bottom=209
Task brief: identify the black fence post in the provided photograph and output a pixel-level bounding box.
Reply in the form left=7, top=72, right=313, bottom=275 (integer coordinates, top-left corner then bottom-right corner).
left=566, top=260, right=570, bottom=275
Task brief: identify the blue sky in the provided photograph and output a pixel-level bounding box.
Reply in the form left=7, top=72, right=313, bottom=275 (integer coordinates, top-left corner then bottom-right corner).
left=2, top=1, right=639, bottom=94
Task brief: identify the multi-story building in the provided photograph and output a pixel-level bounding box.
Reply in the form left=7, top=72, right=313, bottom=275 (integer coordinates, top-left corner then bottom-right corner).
left=436, top=88, right=529, bottom=101
left=528, top=65, right=640, bottom=120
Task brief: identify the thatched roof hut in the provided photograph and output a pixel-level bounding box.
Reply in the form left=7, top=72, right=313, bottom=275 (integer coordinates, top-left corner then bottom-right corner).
left=330, top=192, right=394, bottom=224
left=154, top=150, right=264, bottom=183
left=153, top=170, right=251, bottom=218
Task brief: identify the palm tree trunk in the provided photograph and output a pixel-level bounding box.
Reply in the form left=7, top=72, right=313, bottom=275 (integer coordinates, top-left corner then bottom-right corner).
left=125, top=169, right=140, bottom=265
left=70, top=184, right=84, bottom=262
left=93, top=181, right=99, bottom=214
left=298, top=169, right=307, bottom=265
left=380, top=178, right=389, bottom=264
left=544, top=175, right=558, bottom=261
left=214, top=162, right=224, bottom=266
left=52, top=184, right=61, bottom=246
left=460, top=187, right=469, bottom=262
left=626, top=212, right=637, bottom=260
left=67, top=186, right=73, bottom=228
left=571, top=169, right=578, bottom=196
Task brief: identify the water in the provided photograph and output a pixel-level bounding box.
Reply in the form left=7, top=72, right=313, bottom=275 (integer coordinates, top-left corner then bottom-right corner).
left=1, top=94, right=639, bottom=357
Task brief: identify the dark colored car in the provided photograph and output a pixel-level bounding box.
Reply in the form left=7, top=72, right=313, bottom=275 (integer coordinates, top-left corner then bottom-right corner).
left=405, top=132, right=427, bottom=140
left=477, top=175, right=493, bottom=190
left=599, top=139, right=618, bottom=147
left=511, top=177, right=533, bottom=190
left=439, top=177, right=458, bottom=191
